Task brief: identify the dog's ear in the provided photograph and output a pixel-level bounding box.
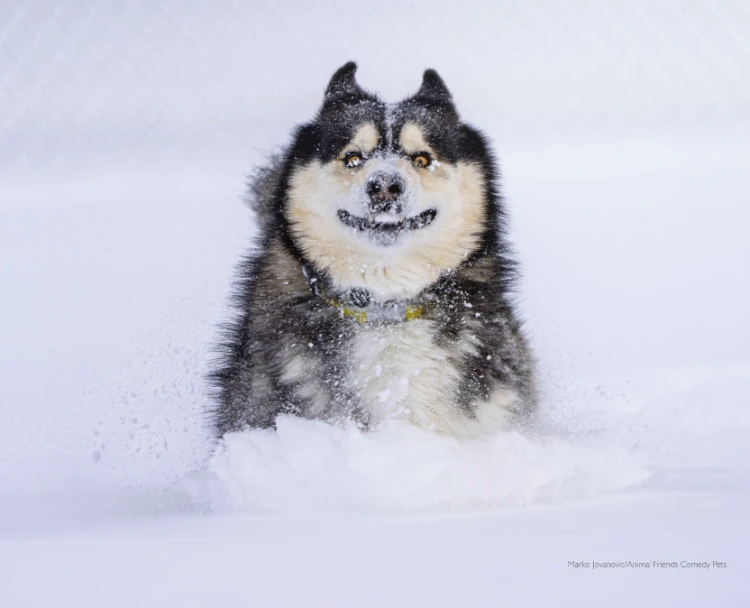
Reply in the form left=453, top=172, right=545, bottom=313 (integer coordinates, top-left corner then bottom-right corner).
left=325, top=62, right=362, bottom=98
left=415, top=69, right=452, bottom=102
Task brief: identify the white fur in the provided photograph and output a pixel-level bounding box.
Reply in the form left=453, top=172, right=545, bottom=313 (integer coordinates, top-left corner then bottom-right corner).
left=279, top=349, right=328, bottom=417
left=349, top=320, right=516, bottom=438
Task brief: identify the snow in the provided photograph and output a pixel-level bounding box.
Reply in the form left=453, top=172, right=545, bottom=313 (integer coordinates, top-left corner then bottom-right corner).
left=192, top=417, right=647, bottom=512
left=2, top=1, right=750, bottom=606
left=1, top=493, right=746, bottom=607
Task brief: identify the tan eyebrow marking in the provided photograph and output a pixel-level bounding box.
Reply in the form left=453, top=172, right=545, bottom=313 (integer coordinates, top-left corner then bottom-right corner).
left=341, top=123, right=379, bottom=157
left=399, top=122, right=433, bottom=156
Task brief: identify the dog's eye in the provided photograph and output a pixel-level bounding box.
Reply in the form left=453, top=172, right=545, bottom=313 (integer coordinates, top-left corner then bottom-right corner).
left=412, top=153, right=432, bottom=168
left=344, top=152, right=363, bottom=168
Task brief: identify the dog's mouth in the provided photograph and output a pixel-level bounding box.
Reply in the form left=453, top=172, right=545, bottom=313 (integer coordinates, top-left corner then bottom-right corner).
left=337, top=209, right=437, bottom=234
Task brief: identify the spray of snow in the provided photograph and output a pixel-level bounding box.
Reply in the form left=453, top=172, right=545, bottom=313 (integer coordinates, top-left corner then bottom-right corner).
left=183, top=416, right=648, bottom=513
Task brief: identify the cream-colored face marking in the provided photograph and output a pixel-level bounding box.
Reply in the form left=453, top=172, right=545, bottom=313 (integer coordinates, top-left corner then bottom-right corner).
left=340, top=123, right=379, bottom=159
left=399, top=122, right=434, bottom=157
left=286, top=120, right=488, bottom=301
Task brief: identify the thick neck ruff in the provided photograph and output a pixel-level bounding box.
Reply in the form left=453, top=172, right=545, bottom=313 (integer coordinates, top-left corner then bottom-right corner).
left=301, top=264, right=428, bottom=323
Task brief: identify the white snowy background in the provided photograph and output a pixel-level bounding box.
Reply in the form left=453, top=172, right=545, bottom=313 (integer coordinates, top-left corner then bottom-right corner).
left=1, top=1, right=749, bottom=606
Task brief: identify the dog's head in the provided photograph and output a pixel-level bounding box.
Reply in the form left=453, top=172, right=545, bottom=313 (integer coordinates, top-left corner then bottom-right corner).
left=281, top=62, right=499, bottom=302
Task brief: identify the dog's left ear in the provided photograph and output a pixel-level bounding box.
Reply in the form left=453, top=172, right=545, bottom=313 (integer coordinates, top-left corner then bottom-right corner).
left=415, top=69, right=452, bottom=102
left=325, top=61, right=362, bottom=98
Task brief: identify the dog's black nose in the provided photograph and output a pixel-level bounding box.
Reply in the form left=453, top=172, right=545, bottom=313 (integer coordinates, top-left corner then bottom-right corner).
left=366, top=171, right=404, bottom=213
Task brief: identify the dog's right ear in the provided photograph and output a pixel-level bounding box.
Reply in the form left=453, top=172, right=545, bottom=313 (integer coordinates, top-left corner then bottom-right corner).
left=415, top=69, right=452, bottom=103
left=325, top=62, right=361, bottom=98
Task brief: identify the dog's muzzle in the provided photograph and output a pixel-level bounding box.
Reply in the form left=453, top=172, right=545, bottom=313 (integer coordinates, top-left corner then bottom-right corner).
left=337, top=169, right=437, bottom=239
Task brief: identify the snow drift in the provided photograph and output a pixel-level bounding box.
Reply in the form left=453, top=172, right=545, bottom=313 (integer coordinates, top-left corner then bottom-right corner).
left=186, top=416, right=649, bottom=512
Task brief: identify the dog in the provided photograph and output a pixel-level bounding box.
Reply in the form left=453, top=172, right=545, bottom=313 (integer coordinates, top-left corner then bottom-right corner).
left=210, top=62, right=536, bottom=438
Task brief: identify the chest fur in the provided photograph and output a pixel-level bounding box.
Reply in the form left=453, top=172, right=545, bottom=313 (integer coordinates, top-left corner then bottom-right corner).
left=348, top=319, right=478, bottom=433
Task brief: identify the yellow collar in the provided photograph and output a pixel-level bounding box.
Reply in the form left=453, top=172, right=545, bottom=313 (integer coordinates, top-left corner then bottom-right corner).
left=325, top=297, right=426, bottom=323
left=302, top=264, right=426, bottom=323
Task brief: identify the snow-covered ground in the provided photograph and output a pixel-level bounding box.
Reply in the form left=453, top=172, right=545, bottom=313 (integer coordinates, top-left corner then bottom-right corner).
left=2, top=1, right=750, bottom=606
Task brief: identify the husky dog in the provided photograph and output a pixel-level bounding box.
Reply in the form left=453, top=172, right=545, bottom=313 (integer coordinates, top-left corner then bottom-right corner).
left=211, top=62, right=536, bottom=438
